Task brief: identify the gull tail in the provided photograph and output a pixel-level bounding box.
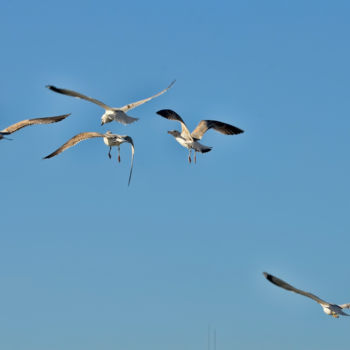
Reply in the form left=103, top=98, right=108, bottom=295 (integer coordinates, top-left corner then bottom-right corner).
left=194, top=141, right=212, bottom=153
left=201, top=146, right=212, bottom=153
left=111, top=110, right=139, bottom=125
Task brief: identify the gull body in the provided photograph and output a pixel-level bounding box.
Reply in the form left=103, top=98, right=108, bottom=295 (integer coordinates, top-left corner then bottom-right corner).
left=102, top=131, right=132, bottom=162
left=157, top=109, right=244, bottom=163
left=263, top=272, right=350, bottom=318
left=46, top=81, right=175, bottom=126
left=44, top=131, right=135, bottom=186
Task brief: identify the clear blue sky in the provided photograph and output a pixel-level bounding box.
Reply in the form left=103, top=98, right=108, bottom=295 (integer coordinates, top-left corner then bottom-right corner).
left=1, top=1, right=350, bottom=349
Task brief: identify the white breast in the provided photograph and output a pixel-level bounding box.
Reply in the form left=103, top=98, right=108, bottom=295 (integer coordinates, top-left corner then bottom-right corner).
left=175, top=136, right=191, bottom=149
left=321, top=305, right=332, bottom=315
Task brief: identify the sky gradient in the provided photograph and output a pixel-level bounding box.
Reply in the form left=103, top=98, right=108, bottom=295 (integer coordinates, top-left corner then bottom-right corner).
left=1, top=1, right=350, bottom=349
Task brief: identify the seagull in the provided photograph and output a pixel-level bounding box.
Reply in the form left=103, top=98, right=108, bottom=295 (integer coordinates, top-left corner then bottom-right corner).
left=46, top=80, right=176, bottom=126
left=263, top=272, right=350, bottom=318
left=0, top=114, right=70, bottom=139
left=156, top=109, right=244, bottom=163
left=44, top=131, right=135, bottom=186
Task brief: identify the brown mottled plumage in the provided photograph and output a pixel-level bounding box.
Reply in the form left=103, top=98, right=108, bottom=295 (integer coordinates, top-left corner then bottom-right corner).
left=44, top=131, right=135, bottom=186
left=156, top=109, right=244, bottom=163
left=1, top=114, right=70, bottom=134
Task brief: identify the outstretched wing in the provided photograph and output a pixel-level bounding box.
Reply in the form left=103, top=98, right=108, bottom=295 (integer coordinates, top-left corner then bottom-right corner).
left=43, top=132, right=104, bottom=159
left=340, top=303, right=350, bottom=309
left=123, top=136, right=135, bottom=186
left=156, top=109, right=192, bottom=140
left=2, top=114, right=70, bottom=134
left=263, top=272, right=329, bottom=306
left=46, top=85, right=111, bottom=110
left=120, top=80, right=176, bottom=112
left=191, top=120, right=244, bottom=140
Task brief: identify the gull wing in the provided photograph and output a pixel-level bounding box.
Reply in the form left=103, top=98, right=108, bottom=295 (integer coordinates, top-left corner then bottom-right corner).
left=123, top=136, right=134, bottom=186
left=2, top=114, right=70, bottom=134
left=0, top=131, right=13, bottom=141
left=340, top=303, right=350, bottom=309
left=263, top=272, right=329, bottom=306
left=43, top=132, right=104, bottom=159
left=156, top=109, right=192, bottom=140
left=119, top=80, right=176, bottom=112
left=191, top=120, right=244, bottom=140
left=46, top=85, right=112, bottom=110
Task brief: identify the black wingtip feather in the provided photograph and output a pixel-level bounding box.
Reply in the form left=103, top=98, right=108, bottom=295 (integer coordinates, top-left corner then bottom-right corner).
left=156, top=109, right=174, bottom=118
left=263, top=272, right=279, bottom=286
left=263, top=272, right=270, bottom=279
left=46, top=85, right=60, bottom=93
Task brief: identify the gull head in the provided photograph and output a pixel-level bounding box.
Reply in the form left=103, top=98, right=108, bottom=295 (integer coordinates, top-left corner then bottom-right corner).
left=101, top=113, right=113, bottom=126
left=168, top=130, right=181, bottom=138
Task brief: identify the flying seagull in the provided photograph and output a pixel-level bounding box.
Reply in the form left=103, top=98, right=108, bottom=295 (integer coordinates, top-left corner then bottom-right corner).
left=44, top=131, right=135, bottom=186
left=0, top=114, right=70, bottom=140
left=46, top=80, right=176, bottom=126
left=263, top=272, right=350, bottom=318
left=156, top=109, right=244, bottom=163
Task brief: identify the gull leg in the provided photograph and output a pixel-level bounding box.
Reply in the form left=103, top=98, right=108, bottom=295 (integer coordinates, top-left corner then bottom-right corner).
left=194, top=151, right=197, bottom=164
left=108, top=147, right=112, bottom=159
left=118, top=146, right=121, bottom=163
left=188, top=149, right=192, bottom=163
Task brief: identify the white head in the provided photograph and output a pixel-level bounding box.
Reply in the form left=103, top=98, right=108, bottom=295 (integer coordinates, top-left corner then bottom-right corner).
left=101, top=112, right=113, bottom=126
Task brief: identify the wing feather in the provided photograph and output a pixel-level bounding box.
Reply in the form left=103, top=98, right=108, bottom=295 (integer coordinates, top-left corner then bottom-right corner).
left=43, top=132, right=104, bottom=159
left=191, top=120, right=244, bottom=140
left=340, top=303, right=350, bottom=309
left=120, top=80, right=175, bottom=112
left=123, top=136, right=135, bottom=186
left=2, top=114, right=70, bottom=134
left=46, top=85, right=111, bottom=110
left=263, top=272, right=329, bottom=306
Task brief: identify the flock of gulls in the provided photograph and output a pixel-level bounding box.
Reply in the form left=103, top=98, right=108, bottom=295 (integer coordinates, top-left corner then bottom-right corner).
left=2, top=80, right=348, bottom=319
left=1, top=80, right=245, bottom=186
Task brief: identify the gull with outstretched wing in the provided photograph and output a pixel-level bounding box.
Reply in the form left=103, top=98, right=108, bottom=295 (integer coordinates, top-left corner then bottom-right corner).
left=263, top=272, right=350, bottom=318
left=46, top=81, right=175, bottom=126
left=44, top=131, right=134, bottom=186
left=0, top=114, right=70, bottom=140
left=156, top=109, right=244, bottom=163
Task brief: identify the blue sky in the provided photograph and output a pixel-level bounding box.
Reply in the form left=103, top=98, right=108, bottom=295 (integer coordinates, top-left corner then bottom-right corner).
left=1, top=0, right=350, bottom=349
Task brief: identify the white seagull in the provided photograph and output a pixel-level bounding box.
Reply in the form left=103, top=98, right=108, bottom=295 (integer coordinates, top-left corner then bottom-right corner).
left=0, top=114, right=70, bottom=140
left=44, top=131, right=135, bottom=186
left=156, top=109, right=244, bottom=163
left=46, top=81, right=176, bottom=126
left=263, top=272, right=350, bottom=318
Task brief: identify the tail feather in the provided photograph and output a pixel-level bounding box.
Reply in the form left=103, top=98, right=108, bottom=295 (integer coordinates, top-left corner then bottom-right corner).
left=201, top=146, right=212, bottom=153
